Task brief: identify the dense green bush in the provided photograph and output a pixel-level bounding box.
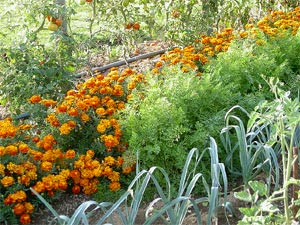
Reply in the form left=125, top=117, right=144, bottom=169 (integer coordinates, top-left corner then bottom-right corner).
left=0, top=36, right=79, bottom=113
left=255, top=32, right=300, bottom=97
left=208, top=30, right=300, bottom=99
left=118, top=65, right=238, bottom=187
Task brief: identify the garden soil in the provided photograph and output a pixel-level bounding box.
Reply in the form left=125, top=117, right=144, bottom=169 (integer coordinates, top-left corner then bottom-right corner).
left=29, top=191, right=243, bottom=225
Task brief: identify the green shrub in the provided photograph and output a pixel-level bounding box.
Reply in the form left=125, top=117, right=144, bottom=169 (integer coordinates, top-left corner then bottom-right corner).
left=207, top=39, right=283, bottom=96
left=208, top=30, right=300, bottom=99
left=254, top=31, right=300, bottom=98
left=118, top=65, right=237, bottom=187
left=0, top=38, right=78, bottom=113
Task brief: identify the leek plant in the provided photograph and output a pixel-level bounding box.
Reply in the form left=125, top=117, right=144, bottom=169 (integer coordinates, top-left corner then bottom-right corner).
left=220, top=105, right=280, bottom=192
left=31, top=138, right=228, bottom=225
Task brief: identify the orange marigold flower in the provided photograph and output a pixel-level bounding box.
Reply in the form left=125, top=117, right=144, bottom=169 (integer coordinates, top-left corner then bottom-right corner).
left=20, top=213, right=31, bottom=225
left=67, top=89, right=77, bottom=96
left=106, top=107, right=116, bottom=116
left=70, top=169, right=81, bottom=180
left=224, top=27, right=233, bottom=34
left=59, top=123, right=73, bottom=135
left=58, top=179, right=68, bottom=190
left=127, top=81, right=136, bottom=91
left=239, top=31, right=248, bottom=38
left=80, top=112, right=90, bottom=122
left=18, top=175, right=31, bottom=186
left=29, top=95, right=41, bottom=104
left=112, top=85, right=124, bottom=96
left=4, top=195, right=14, bottom=205
left=1, top=176, right=14, bottom=187
left=14, top=190, right=27, bottom=202
left=18, top=124, right=32, bottom=130
left=72, top=185, right=81, bottom=194
left=24, top=202, right=34, bottom=214
left=207, top=50, right=214, bottom=56
left=66, top=149, right=76, bottom=159
left=88, top=96, right=101, bottom=107
left=18, top=143, right=30, bottom=154
left=104, top=156, right=116, bottom=166
left=181, top=66, right=189, bottom=73
left=102, top=166, right=113, bottom=176
left=79, top=178, right=89, bottom=187
left=106, top=99, right=115, bottom=108
left=117, top=101, right=125, bottom=110
left=7, top=162, right=24, bottom=175
left=101, top=134, right=119, bottom=149
left=155, top=61, right=163, bottom=68
left=46, top=114, right=60, bottom=127
left=68, top=108, right=79, bottom=117
left=107, top=70, right=119, bottom=78
left=86, top=149, right=95, bottom=158
left=96, top=107, right=106, bottom=117
left=81, top=169, right=94, bottom=179
left=255, top=39, right=266, bottom=45
left=44, top=134, right=56, bottom=143
left=122, top=166, right=135, bottom=174
left=117, top=76, right=125, bottom=83
left=42, top=177, right=54, bottom=191
left=134, top=73, right=144, bottom=82
left=42, top=138, right=55, bottom=150
left=82, top=181, right=98, bottom=195
left=108, top=171, right=120, bottom=182
left=116, top=156, right=124, bottom=166
left=76, top=100, right=89, bottom=111
left=13, top=203, right=26, bottom=215
left=109, top=181, right=121, bottom=191
left=6, top=145, right=18, bottom=155
left=40, top=99, right=57, bottom=108
left=68, top=120, right=76, bottom=128
left=121, top=68, right=134, bottom=76
left=56, top=103, right=68, bottom=113
left=151, top=67, right=160, bottom=74
left=29, top=150, right=43, bottom=160
left=97, top=119, right=111, bottom=133
left=32, top=181, right=45, bottom=193
left=26, top=170, right=37, bottom=181
left=0, top=146, right=5, bottom=156
left=40, top=161, right=53, bottom=171
left=127, top=94, right=133, bottom=100
left=201, top=36, right=211, bottom=44
left=93, top=167, right=102, bottom=177
left=74, top=160, right=85, bottom=171
left=245, top=23, right=254, bottom=29
left=31, top=136, right=40, bottom=143
left=214, top=45, right=223, bottom=52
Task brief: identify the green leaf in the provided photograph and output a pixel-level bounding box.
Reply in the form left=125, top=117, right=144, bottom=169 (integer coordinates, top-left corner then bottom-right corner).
left=239, top=207, right=258, bottom=217
left=234, top=191, right=252, bottom=202
left=249, top=180, right=267, bottom=197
